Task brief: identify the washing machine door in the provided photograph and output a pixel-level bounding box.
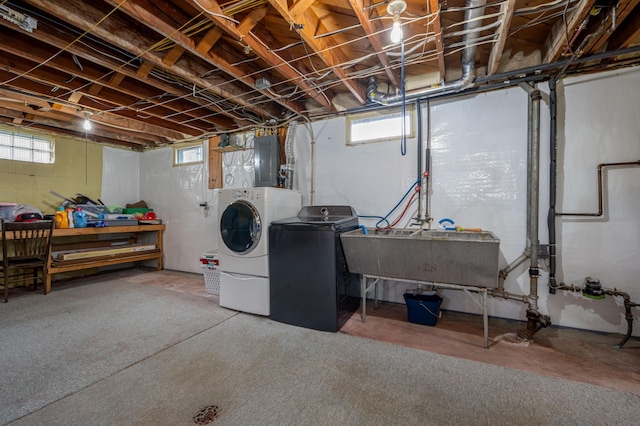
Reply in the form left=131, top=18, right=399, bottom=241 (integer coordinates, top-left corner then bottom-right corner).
left=220, top=200, right=262, bottom=254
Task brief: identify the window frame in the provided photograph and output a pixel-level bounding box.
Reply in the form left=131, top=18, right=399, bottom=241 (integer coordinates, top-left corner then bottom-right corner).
left=346, top=105, right=416, bottom=146
left=0, top=129, right=55, bottom=164
left=173, top=142, right=204, bottom=166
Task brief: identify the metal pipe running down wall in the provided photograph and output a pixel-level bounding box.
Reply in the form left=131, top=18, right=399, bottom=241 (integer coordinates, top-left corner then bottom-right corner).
left=548, top=78, right=558, bottom=294
left=518, top=84, right=551, bottom=340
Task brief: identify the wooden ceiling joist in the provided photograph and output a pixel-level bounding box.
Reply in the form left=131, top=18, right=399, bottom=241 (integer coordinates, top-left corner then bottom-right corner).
left=104, top=0, right=307, bottom=117
left=0, top=0, right=635, bottom=150
left=347, top=0, right=399, bottom=88
left=196, top=27, right=223, bottom=55
left=542, top=0, right=597, bottom=63
left=0, top=87, right=188, bottom=142
left=236, top=5, right=268, bottom=36
left=28, top=123, right=150, bottom=149
left=487, top=0, right=516, bottom=75
left=136, top=62, right=155, bottom=79
left=186, top=0, right=333, bottom=110
left=0, top=10, right=236, bottom=130
left=427, top=0, right=446, bottom=81
left=0, top=97, right=160, bottom=148
left=267, top=0, right=367, bottom=105
left=289, top=0, right=316, bottom=22
left=0, top=48, right=212, bottom=136
left=25, top=0, right=268, bottom=123
left=574, top=0, right=640, bottom=55
left=162, top=45, right=186, bottom=67
left=607, top=0, right=640, bottom=50
left=0, top=20, right=235, bottom=129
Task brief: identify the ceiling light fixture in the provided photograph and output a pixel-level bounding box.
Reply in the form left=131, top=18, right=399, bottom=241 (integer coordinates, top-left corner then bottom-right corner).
left=255, top=78, right=271, bottom=90
left=387, top=1, right=406, bottom=44
left=82, top=111, right=92, bottom=131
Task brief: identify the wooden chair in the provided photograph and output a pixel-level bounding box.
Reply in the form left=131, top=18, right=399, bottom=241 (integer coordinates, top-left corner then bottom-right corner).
left=1, top=219, right=54, bottom=302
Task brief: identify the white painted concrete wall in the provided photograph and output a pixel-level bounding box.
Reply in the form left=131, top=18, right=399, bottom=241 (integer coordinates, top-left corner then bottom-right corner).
left=102, top=143, right=218, bottom=274
left=293, top=67, right=640, bottom=336
left=101, top=147, right=140, bottom=207
left=103, top=66, right=640, bottom=336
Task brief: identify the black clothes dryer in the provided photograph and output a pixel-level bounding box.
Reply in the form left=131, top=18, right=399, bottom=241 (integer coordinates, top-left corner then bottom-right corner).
left=269, top=206, right=361, bottom=332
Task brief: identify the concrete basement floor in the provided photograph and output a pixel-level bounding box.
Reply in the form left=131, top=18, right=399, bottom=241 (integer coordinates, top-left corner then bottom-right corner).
left=46, top=268, right=640, bottom=396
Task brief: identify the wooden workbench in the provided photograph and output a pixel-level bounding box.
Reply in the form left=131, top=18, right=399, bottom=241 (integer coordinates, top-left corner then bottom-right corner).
left=45, top=224, right=165, bottom=294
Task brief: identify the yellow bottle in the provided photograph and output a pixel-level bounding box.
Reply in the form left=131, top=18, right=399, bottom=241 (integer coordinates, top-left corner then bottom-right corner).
left=55, top=207, right=68, bottom=229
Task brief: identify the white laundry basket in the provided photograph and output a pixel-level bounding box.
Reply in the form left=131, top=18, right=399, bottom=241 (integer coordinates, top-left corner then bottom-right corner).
left=200, top=251, right=220, bottom=295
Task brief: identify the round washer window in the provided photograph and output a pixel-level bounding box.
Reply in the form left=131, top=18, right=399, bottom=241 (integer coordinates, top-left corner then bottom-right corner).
left=220, top=201, right=261, bottom=254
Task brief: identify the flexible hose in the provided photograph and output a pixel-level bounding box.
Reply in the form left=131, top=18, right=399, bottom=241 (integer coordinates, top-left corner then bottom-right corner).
left=375, top=178, right=421, bottom=228
left=358, top=215, right=390, bottom=227
left=377, top=189, right=419, bottom=230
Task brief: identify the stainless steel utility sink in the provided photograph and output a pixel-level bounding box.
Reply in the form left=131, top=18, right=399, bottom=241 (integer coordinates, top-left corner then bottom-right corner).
left=340, top=228, right=500, bottom=288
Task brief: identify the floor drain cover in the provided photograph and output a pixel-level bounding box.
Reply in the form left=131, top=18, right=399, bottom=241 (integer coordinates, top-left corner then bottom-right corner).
left=194, top=405, right=221, bottom=425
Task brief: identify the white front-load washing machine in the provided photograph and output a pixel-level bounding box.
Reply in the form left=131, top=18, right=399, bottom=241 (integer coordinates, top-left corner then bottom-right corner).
left=216, top=187, right=301, bottom=315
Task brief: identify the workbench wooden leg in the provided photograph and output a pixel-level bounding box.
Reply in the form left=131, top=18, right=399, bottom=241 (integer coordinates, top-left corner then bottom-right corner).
left=156, top=230, right=164, bottom=270
left=44, top=274, right=51, bottom=295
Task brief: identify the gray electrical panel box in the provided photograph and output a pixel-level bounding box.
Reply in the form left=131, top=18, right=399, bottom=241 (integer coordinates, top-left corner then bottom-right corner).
left=254, top=135, right=280, bottom=187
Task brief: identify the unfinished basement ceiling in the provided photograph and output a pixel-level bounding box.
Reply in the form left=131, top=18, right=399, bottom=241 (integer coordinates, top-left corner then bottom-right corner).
left=0, top=0, right=639, bottom=149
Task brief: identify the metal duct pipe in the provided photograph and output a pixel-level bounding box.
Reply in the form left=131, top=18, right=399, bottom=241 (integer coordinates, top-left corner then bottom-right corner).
left=368, top=0, right=487, bottom=105
left=518, top=85, right=551, bottom=340
left=284, top=121, right=298, bottom=190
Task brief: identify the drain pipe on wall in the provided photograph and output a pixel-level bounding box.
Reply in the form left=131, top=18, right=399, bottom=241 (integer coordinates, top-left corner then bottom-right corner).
left=544, top=79, right=640, bottom=346
left=547, top=78, right=558, bottom=294
left=517, top=83, right=551, bottom=340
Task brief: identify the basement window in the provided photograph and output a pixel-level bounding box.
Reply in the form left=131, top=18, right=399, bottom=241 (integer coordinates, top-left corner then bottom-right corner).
left=347, top=106, right=415, bottom=145
left=0, top=130, right=54, bottom=164
left=174, top=143, right=203, bottom=166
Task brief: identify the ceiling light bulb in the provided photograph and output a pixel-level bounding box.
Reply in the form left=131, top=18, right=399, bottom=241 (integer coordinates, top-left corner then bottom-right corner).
left=390, top=14, right=403, bottom=44
left=83, top=117, right=91, bottom=131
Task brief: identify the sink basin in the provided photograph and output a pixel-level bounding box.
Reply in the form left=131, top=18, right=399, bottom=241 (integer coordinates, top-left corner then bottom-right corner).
left=340, top=228, right=500, bottom=288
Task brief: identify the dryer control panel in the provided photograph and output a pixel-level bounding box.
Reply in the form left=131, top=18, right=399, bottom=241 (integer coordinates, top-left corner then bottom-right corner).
left=231, top=188, right=265, bottom=202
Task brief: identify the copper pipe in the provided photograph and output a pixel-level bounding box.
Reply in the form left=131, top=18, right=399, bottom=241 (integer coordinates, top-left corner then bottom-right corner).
left=557, top=161, right=640, bottom=216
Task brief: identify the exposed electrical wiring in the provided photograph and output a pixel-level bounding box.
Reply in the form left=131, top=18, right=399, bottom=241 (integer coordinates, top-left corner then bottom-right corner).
left=191, top=0, right=240, bottom=24
left=442, top=0, right=508, bottom=13
left=0, top=0, right=127, bottom=87
left=562, top=0, right=575, bottom=57
left=510, top=7, right=577, bottom=37
left=1, top=0, right=579, bottom=144
left=71, top=54, right=83, bottom=71
left=4, top=1, right=244, bottom=130
left=444, top=18, right=503, bottom=38
left=515, top=0, right=580, bottom=16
